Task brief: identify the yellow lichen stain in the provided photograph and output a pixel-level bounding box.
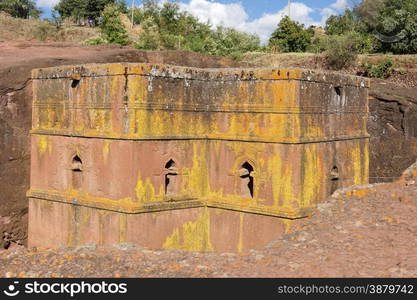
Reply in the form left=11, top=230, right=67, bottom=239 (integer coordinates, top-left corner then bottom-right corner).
left=302, top=144, right=323, bottom=208
left=103, top=140, right=111, bottom=162
left=304, top=122, right=324, bottom=139
left=281, top=164, right=295, bottom=208
left=163, top=208, right=213, bottom=251
left=353, top=188, right=369, bottom=198
left=30, top=64, right=369, bottom=227
left=98, top=211, right=108, bottom=246
left=182, top=143, right=210, bottom=198
left=236, top=213, right=244, bottom=253
left=67, top=204, right=75, bottom=246
left=32, top=65, right=310, bottom=144
left=135, top=172, right=159, bottom=203
left=282, top=219, right=293, bottom=234
left=352, top=144, right=364, bottom=185
left=346, top=188, right=372, bottom=198
left=362, top=142, right=370, bottom=184
left=119, top=214, right=127, bottom=243
left=113, top=69, right=305, bottom=142
left=66, top=205, right=83, bottom=246
left=64, top=188, right=139, bottom=211
left=269, top=152, right=282, bottom=208
left=46, top=103, right=56, bottom=129
left=268, top=150, right=295, bottom=210
left=380, top=216, right=400, bottom=224
left=281, top=219, right=303, bottom=235
left=37, top=135, right=52, bottom=156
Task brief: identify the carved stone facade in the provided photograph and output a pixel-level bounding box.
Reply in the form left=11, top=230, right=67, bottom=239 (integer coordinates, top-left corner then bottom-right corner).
left=28, top=63, right=369, bottom=252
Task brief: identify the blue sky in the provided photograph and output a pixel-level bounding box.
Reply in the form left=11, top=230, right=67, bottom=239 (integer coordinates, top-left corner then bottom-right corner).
left=36, top=0, right=351, bottom=42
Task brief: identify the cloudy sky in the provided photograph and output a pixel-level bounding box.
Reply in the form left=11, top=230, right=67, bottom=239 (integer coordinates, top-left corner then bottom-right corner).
left=36, top=0, right=351, bottom=42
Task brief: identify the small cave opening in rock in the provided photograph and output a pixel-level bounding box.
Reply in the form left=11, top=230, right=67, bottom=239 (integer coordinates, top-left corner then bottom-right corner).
left=240, top=161, right=254, bottom=198
left=331, top=165, right=339, bottom=181
left=71, top=79, right=80, bottom=88
left=334, top=86, right=342, bottom=97
left=71, top=155, right=83, bottom=189
left=165, top=159, right=178, bottom=197
left=330, top=165, right=340, bottom=194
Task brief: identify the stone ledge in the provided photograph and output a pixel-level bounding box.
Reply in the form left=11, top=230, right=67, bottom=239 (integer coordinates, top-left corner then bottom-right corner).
left=31, top=63, right=370, bottom=88
left=30, top=131, right=370, bottom=145
left=27, top=189, right=311, bottom=219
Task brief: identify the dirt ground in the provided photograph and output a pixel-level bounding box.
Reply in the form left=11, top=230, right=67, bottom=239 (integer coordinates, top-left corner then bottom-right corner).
left=0, top=165, right=416, bottom=278
left=0, top=40, right=243, bottom=70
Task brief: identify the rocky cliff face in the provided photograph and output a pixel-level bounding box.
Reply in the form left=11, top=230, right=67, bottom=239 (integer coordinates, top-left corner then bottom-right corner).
left=368, top=80, right=417, bottom=183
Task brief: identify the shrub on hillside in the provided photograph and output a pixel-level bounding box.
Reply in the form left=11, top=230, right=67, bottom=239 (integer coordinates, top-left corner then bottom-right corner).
left=362, top=59, right=394, bottom=78
left=134, top=15, right=160, bottom=50
left=134, top=0, right=260, bottom=59
left=268, top=16, right=313, bottom=53
left=323, top=34, right=361, bottom=70
left=32, top=21, right=57, bottom=41
left=84, top=36, right=108, bottom=45
left=0, top=0, right=41, bottom=18
left=99, top=4, right=129, bottom=45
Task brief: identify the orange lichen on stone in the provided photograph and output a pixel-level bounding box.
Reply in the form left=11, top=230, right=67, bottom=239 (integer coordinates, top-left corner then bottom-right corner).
left=380, top=216, right=400, bottom=224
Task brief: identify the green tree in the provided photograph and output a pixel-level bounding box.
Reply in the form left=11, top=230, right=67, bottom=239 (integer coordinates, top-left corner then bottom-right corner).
left=323, top=33, right=361, bottom=70
left=363, top=0, right=417, bottom=54
left=137, top=15, right=160, bottom=49
left=324, top=9, right=375, bottom=54
left=325, top=10, right=359, bottom=35
left=268, top=16, right=312, bottom=52
left=54, top=0, right=87, bottom=22
left=209, top=26, right=260, bottom=59
left=85, top=0, right=115, bottom=19
left=323, top=0, right=417, bottom=54
left=54, top=0, right=126, bottom=23
left=134, top=0, right=260, bottom=58
left=0, top=0, right=41, bottom=18
left=100, top=3, right=129, bottom=45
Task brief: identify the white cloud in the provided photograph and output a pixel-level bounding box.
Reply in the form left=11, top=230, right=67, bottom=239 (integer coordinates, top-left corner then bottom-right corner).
left=36, top=0, right=59, bottom=8
left=180, top=1, right=318, bottom=44
left=330, top=0, right=348, bottom=11
left=238, top=3, right=317, bottom=43
left=320, top=7, right=337, bottom=24
left=319, top=0, right=349, bottom=25
left=179, top=0, right=248, bottom=29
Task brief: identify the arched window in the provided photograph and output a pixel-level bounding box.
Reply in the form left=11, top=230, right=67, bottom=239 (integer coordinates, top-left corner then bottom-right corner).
left=165, top=159, right=178, bottom=197
left=239, top=161, right=254, bottom=198
left=334, top=86, right=342, bottom=97
left=71, top=73, right=81, bottom=88
left=330, top=165, right=339, bottom=194
left=330, top=165, right=339, bottom=181
left=71, top=155, right=83, bottom=189
left=333, top=86, right=343, bottom=104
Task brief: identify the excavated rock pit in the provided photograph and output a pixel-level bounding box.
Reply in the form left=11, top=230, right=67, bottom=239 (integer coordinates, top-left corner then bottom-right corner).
left=0, top=41, right=416, bottom=249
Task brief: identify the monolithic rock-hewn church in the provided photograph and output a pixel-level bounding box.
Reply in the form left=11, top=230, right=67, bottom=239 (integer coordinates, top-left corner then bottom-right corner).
left=27, top=63, right=369, bottom=252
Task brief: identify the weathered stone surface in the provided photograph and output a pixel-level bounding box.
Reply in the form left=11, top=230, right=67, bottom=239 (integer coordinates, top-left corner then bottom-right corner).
left=400, top=159, right=417, bottom=181
left=2, top=42, right=416, bottom=250
left=0, top=45, right=242, bottom=249
left=28, top=63, right=369, bottom=251
left=368, top=79, right=417, bottom=183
